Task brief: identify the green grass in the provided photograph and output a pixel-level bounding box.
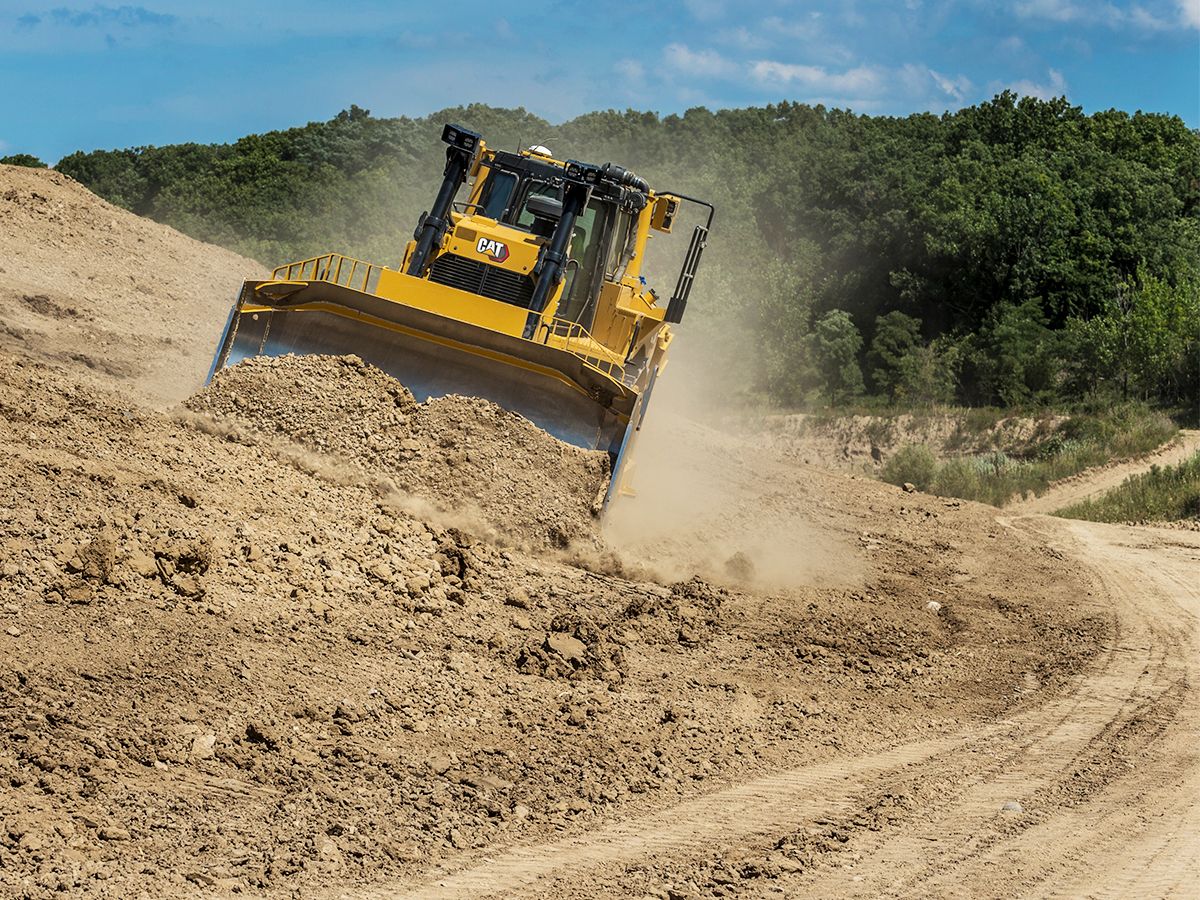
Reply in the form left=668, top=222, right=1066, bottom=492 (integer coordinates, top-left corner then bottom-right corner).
left=1056, top=452, right=1200, bottom=523
left=880, top=404, right=1178, bottom=507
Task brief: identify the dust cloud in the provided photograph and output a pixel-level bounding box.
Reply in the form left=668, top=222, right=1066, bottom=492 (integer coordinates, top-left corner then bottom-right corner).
left=602, top=332, right=863, bottom=593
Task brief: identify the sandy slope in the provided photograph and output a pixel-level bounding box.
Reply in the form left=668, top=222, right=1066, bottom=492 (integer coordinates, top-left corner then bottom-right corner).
left=0, top=164, right=265, bottom=403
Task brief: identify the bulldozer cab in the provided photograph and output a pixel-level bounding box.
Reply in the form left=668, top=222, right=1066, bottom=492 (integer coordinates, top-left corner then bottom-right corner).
left=208, top=123, right=713, bottom=509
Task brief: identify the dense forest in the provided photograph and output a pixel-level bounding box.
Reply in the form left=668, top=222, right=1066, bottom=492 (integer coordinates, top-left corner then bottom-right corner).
left=47, top=96, right=1200, bottom=412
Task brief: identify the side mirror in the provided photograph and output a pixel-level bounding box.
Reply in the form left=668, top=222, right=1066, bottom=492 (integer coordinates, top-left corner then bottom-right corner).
left=651, top=195, right=679, bottom=233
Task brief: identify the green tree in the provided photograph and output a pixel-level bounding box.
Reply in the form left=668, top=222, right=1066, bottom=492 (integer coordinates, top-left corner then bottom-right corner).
left=810, top=310, right=865, bottom=403
left=896, top=336, right=962, bottom=407
left=968, top=299, right=1060, bottom=406
left=1067, top=270, right=1200, bottom=404
left=868, top=311, right=922, bottom=400
left=1, top=153, right=47, bottom=168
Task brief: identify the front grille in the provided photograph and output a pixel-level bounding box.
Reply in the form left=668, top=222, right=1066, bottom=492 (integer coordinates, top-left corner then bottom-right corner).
left=429, top=254, right=535, bottom=308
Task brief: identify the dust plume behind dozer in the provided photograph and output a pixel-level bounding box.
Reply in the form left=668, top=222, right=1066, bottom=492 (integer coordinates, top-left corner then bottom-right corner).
left=209, top=124, right=713, bottom=507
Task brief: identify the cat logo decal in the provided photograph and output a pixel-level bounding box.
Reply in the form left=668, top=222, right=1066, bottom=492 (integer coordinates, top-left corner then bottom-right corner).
left=476, top=237, right=510, bottom=263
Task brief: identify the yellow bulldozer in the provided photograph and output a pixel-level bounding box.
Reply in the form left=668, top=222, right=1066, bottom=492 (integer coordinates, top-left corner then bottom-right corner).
left=208, top=123, right=713, bottom=507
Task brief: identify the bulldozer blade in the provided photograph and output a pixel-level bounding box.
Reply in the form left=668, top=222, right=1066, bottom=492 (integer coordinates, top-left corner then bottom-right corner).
left=208, top=280, right=639, bottom=457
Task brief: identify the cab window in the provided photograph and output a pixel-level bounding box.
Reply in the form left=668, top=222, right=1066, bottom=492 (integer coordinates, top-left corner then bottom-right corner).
left=557, top=199, right=612, bottom=327
left=478, top=170, right=517, bottom=219
left=605, top=210, right=633, bottom=278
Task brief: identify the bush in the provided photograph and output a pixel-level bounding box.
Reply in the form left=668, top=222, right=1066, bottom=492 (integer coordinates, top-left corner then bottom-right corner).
left=881, top=444, right=938, bottom=491
left=0, top=153, right=47, bottom=168
left=878, top=403, right=1178, bottom=507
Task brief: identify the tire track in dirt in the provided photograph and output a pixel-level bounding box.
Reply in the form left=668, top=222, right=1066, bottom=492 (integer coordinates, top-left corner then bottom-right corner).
left=950, top=521, right=1200, bottom=900
left=791, top=517, right=1200, bottom=899
left=331, top=736, right=959, bottom=900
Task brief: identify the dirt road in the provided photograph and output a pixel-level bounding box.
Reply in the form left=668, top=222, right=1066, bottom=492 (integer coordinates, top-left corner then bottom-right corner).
left=339, top=515, right=1198, bottom=899
left=1011, top=429, right=1200, bottom=515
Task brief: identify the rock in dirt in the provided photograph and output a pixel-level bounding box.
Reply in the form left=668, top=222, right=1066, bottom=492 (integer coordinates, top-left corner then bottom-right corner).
left=516, top=613, right=625, bottom=684
left=546, top=632, right=587, bottom=662
left=190, top=734, right=217, bottom=760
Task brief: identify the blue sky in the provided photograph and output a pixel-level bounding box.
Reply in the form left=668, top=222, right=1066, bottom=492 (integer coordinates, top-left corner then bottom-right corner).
left=2, top=0, right=1197, bottom=163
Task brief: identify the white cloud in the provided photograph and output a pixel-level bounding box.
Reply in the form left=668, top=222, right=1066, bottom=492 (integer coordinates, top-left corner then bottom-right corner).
left=1005, top=68, right=1069, bottom=99
left=664, top=43, right=739, bottom=78
left=727, top=15, right=853, bottom=65
left=615, top=59, right=645, bottom=83
left=1128, top=4, right=1172, bottom=28
left=683, top=0, right=726, bottom=21
left=1015, top=0, right=1176, bottom=29
left=745, top=58, right=974, bottom=110
left=760, top=15, right=823, bottom=42
left=1015, top=0, right=1086, bottom=22
left=718, top=25, right=770, bottom=51
left=751, top=60, right=886, bottom=94
left=927, top=67, right=974, bottom=103
left=1179, top=0, right=1200, bottom=27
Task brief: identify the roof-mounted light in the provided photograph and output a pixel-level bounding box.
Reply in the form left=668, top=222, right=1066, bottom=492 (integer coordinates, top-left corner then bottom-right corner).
left=442, top=123, right=481, bottom=152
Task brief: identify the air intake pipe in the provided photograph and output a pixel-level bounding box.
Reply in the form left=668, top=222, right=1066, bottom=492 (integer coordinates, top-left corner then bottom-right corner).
left=523, top=180, right=589, bottom=339
left=601, top=163, right=649, bottom=194
left=408, top=124, right=481, bottom=277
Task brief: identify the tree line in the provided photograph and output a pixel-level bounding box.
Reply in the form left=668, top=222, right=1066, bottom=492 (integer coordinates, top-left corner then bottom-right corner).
left=47, top=96, right=1200, bottom=412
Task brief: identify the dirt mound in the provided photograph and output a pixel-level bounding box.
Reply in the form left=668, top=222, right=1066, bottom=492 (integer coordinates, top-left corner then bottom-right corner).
left=186, top=354, right=610, bottom=551
left=0, top=164, right=265, bottom=402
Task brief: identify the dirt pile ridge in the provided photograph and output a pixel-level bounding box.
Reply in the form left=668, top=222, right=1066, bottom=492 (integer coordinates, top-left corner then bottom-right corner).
left=0, top=163, right=265, bottom=403
left=187, top=354, right=611, bottom=551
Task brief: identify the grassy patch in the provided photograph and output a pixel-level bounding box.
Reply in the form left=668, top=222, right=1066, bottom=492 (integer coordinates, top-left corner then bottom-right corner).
left=1056, top=452, right=1200, bottom=523
left=880, top=404, right=1178, bottom=507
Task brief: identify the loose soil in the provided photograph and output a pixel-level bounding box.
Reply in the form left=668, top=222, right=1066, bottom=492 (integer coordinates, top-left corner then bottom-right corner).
left=187, top=354, right=610, bottom=552
left=0, top=163, right=264, bottom=403
left=0, top=164, right=1133, bottom=900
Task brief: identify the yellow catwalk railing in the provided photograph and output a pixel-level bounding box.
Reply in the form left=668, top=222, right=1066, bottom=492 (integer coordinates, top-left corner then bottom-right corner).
left=272, top=254, right=382, bottom=295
